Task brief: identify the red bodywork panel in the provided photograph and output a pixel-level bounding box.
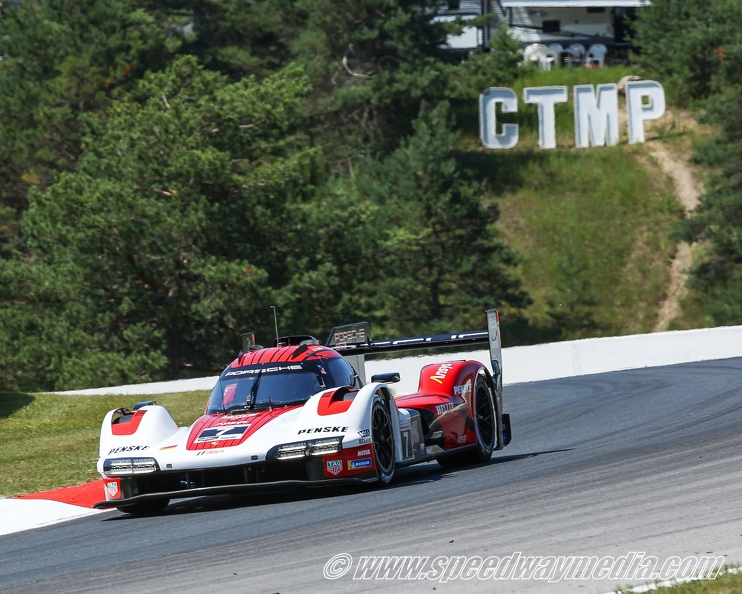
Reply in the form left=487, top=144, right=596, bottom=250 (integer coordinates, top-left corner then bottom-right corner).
left=111, top=410, right=147, bottom=436
left=317, top=387, right=358, bottom=416
left=186, top=407, right=298, bottom=451
left=322, top=444, right=376, bottom=478
left=230, top=345, right=341, bottom=368
left=396, top=360, right=483, bottom=450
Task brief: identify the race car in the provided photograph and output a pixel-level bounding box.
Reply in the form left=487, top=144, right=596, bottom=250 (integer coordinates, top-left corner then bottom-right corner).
left=94, top=309, right=511, bottom=514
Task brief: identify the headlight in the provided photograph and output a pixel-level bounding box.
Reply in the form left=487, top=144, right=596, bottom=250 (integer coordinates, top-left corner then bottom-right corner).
left=103, top=457, right=159, bottom=476
left=273, top=437, right=343, bottom=460
left=308, top=437, right=343, bottom=456
left=276, top=442, right=310, bottom=460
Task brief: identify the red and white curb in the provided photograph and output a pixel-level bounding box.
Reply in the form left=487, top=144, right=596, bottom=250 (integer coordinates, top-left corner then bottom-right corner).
left=1, top=480, right=112, bottom=536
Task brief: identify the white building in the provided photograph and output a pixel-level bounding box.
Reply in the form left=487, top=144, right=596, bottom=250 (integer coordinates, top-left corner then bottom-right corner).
left=437, top=0, right=648, bottom=51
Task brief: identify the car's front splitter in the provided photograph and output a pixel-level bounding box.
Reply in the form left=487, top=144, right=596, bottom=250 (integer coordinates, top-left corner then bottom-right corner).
left=93, top=476, right=377, bottom=509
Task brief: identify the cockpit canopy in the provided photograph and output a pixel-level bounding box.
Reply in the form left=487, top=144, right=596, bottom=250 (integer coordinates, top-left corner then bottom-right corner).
left=207, top=356, right=360, bottom=414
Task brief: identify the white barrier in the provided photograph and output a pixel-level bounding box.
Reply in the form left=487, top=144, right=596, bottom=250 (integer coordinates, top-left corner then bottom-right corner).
left=53, top=325, right=742, bottom=396
left=371, top=324, right=742, bottom=394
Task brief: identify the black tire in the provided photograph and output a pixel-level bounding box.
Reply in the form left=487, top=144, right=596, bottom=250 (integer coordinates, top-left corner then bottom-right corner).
left=437, top=372, right=497, bottom=468
left=371, top=397, right=395, bottom=484
left=470, top=372, right=497, bottom=463
left=116, top=499, right=170, bottom=515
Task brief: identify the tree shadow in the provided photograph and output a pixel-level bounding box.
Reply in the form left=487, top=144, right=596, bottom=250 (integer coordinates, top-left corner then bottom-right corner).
left=500, top=315, right=562, bottom=348
left=0, top=392, right=35, bottom=419
left=456, top=149, right=552, bottom=197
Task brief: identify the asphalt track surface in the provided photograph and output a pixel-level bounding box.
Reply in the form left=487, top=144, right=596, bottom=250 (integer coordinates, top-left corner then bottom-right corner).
left=1, top=358, right=742, bottom=593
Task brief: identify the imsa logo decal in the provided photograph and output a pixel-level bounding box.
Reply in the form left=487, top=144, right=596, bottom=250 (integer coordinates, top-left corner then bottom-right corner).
left=195, top=425, right=250, bottom=443
left=326, top=460, right=342, bottom=476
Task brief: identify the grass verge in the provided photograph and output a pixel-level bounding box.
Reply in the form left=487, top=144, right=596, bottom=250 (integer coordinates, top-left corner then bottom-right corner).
left=616, top=566, right=742, bottom=593
left=0, top=390, right=208, bottom=498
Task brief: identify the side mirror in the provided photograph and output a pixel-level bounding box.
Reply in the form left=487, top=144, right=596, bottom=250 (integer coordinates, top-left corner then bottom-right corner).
left=133, top=400, right=156, bottom=410
left=370, top=372, right=401, bottom=384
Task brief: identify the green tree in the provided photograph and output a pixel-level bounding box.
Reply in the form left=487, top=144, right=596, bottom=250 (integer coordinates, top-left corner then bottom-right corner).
left=679, top=89, right=742, bottom=324
left=634, top=0, right=742, bottom=325
left=0, top=0, right=185, bottom=255
left=0, top=57, right=317, bottom=390
left=351, top=102, right=529, bottom=336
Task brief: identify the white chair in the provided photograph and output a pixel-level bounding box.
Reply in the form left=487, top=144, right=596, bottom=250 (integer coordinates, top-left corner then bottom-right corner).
left=523, top=43, right=540, bottom=66
left=585, top=43, right=608, bottom=68
left=565, top=43, right=586, bottom=66
left=548, top=43, right=565, bottom=67
left=523, top=43, right=556, bottom=70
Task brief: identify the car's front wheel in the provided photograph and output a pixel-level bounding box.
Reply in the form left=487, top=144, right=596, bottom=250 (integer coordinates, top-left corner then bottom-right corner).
left=371, top=396, right=395, bottom=484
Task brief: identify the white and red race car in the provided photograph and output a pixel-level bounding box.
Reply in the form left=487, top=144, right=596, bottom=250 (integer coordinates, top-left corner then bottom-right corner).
left=95, top=310, right=511, bottom=514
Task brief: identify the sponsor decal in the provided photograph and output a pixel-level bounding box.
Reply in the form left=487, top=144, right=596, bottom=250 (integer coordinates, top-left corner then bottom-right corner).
left=196, top=449, right=225, bottom=456
left=326, top=460, right=342, bottom=476
left=108, top=445, right=150, bottom=455
left=106, top=481, right=120, bottom=498
left=159, top=445, right=177, bottom=452
left=399, top=419, right=411, bottom=431
left=225, top=365, right=302, bottom=377
left=297, top=426, right=348, bottom=435
left=453, top=382, right=472, bottom=397
left=195, top=425, right=250, bottom=443
left=358, top=429, right=370, bottom=438
left=420, top=443, right=426, bottom=454
left=430, top=363, right=453, bottom=384
left=348, top=458, right=372, bottom=470
left=358, top=437, right=372, bottom=445
left=457, top=435, right=467, bottom=444
left=332, top=327, right=367, bottom=346
left=431, top=430, right=443, bottom=439
left=217, top=416, right=256, bottom=426
left=435, top=403, right=455, bottom=415
left=357, top=449, right=371, bottom=457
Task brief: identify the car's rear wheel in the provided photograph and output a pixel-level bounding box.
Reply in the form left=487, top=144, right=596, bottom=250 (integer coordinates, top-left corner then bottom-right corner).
left=371, top=397, right=395, bottom=484
left=116, top=499, right=170, bottom=515
left=470, top=372, right=497, bottom=463
left=437, top=373, right=497, bottom=468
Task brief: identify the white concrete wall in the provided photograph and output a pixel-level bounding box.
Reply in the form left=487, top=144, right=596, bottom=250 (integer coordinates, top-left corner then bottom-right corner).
left=370, top=325, right=742, bottom=394
left=53, top=325, right=742, bottom=397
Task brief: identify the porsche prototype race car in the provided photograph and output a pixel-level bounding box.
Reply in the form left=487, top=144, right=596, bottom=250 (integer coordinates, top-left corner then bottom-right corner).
left=94, top=309, right=511, bottom=514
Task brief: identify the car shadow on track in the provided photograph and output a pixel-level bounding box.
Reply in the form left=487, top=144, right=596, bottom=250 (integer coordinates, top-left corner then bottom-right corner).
left=396, top=447, right=573, bottom=486
left=101, top=447, right=571, bottom=521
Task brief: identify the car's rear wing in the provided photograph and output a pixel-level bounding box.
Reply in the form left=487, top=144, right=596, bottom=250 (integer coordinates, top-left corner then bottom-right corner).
left=326, top=309, right=502, bottom=384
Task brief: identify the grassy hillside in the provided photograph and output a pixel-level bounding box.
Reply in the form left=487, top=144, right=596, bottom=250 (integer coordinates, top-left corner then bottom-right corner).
left=455, top=67, right=687, bottom=342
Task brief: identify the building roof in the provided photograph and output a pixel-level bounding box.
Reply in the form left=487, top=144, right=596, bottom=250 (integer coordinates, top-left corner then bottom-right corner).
left=499, top=0, right=648, bottom=6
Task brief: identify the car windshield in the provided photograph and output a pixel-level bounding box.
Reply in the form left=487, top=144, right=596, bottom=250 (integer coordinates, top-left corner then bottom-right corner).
left=207, top=361, right=334, bottom=414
